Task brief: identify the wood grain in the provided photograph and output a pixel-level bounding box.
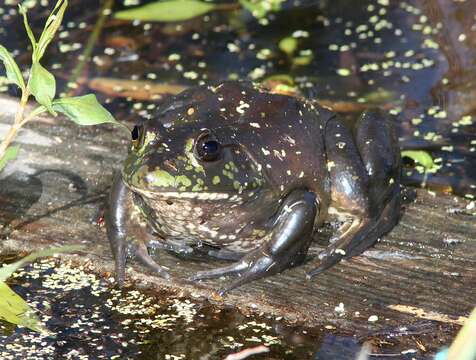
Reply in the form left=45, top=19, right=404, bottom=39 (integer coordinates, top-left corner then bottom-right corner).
left=1, top=95, right=474, bottom=343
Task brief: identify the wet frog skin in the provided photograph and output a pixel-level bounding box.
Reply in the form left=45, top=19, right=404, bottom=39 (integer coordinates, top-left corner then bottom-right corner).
left=106, top=81, right=401, bottom=293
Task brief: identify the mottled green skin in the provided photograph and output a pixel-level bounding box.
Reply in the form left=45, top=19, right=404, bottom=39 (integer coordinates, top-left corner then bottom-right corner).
left=122, top=81, right=331, bottom=252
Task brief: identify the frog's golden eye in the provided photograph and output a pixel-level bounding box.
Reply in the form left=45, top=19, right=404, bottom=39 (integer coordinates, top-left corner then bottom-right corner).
left=194, top=130, right=222, bottom=162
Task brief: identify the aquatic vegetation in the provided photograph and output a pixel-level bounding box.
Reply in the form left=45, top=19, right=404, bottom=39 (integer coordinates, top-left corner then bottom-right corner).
left=0, top=0, right=121, bottom=172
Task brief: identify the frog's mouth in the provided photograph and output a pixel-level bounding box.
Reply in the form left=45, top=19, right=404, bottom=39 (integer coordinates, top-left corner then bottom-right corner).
left=129, top=187, right=246, bottom=202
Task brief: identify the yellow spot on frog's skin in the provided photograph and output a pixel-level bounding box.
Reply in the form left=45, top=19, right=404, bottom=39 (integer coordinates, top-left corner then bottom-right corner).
left=261, top=148, right=270, bottom=156
left=192, top=183, right=203, bottom=192
left=236, top=101, right=250, bottom=114
left=150, top=170, right=192, bottom=189
left=184, top=138, right=204, bottom=173
left=233, top=181, right=243, bottom=192
left=273, top=150, right=284, bottom=161
left=212, top=176, right=221, bottom=185
left=187, top=107, right=195, bottom=115
left=250, top=122, right=260, bottom=128
left=176, top=175, right=192, bottom=187
left=252, top=229, right=267, bottom=238
left=327, top=161, right=336, bottom=171
left=335, top=248, right=346, bottom=256
left=223, top=170, right=234, bottom=180
left=228, top=161, right=238, bottom=173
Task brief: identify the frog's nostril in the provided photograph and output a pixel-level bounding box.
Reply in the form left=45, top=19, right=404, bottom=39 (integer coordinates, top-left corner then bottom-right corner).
left=166, top=200, right=174, bottom=205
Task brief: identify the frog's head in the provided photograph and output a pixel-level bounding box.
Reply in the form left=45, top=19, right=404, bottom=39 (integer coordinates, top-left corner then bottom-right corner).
left=122, top=86, right=270, bottom=204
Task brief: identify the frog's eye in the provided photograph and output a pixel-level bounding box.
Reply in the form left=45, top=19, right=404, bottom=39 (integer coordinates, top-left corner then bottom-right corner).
left=194, top=131, right=222, bottom=162
left=131, top=125, right=143, bottom=148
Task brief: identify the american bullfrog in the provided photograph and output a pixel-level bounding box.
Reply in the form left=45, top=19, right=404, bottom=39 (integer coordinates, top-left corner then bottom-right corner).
left=106, top=81, right=401, bottom=293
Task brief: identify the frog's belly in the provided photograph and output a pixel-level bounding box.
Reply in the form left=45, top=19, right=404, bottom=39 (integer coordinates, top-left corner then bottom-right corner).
left=140, top=197, right=268, bottom=253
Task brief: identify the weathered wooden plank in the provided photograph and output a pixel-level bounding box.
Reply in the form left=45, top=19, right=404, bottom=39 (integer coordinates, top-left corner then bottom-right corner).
left=1, top=95, right=474, bottom=343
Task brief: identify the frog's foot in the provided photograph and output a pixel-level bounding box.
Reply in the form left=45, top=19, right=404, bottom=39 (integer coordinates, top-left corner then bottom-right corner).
left=190, top=189, right=318, bottom=294
left=207, top=248, right=243, bottom=261
left=307, top=193, right=400, bottom=278
left=134, top=241, right=171, bottom=280
left=191, top=248, right=288, bottom=295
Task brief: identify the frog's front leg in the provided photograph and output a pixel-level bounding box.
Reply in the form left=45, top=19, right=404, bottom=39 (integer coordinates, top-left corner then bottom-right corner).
left=190, top=189, right=318, bottom=294
left=106, top=173, right=170, bottom=285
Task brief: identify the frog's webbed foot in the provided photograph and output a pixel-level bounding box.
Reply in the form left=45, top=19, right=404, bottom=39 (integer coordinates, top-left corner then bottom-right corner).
left=307, top=192, right=400, bottom=278
left=190, top=190, right=318, bottom=294
left=307, top=216, right=371, bottom=278
left=134, top=241, right=171, bottom=280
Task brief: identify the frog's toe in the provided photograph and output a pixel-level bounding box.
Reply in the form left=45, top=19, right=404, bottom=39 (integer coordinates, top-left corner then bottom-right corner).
left=191, top=249, right=289, bottom=293
left=135, top=242, right=171, bottom=279
left=306, top=251, right=343, bottom=279
left=190, top=261, right=249, bottom=282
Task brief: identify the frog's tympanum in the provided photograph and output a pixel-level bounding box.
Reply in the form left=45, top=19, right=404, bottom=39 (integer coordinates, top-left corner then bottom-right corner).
left=106, top=81, right=401, bottom=293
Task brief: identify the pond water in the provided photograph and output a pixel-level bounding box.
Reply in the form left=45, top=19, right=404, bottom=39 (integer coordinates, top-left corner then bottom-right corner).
left=1, top=0, right=475, bottom=197
left=0, top=256, right=430, bottom=359
left=0, top=0, right=475, bottom=358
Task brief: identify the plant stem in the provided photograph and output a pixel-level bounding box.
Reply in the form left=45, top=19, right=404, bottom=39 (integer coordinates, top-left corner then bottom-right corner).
left=0, top=89, right=30, bottom=160
left=67, top=0, right=114, bottom=94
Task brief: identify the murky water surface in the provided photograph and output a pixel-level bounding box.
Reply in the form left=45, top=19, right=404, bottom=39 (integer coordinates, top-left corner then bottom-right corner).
left=0, top=256, right=430, bottom=359
left=1, top=0, right=475, bottom=196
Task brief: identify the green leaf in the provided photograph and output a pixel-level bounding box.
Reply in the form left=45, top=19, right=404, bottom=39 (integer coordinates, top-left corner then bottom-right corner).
left=0, top=282, right=45, bottom=333
left=0, top=245, right=83, bottom=333
left=0, top=245, right=84, bottom=282
left=278, top=37, right=297, bottom=56
left=0, top=145, right=20, bottom=172
left=0, top=45, right=25, bottom=90
left=115, top=0, right=217, bottom=22
left=29, top=62, right=56, bottom=114
left=401, top=150, right=434, bottom=170
left=36, top=0, right=68, bottom=61
left=18, top=5, right=38, bottom=57
left=446, top=307, right=476, bottom=360
left=52, top=94, right=118, bottom=125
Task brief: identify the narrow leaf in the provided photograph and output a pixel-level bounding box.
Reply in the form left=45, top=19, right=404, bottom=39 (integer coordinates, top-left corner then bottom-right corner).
left=0, top=245, right=84, bottom=282
left=115, top=0, right=217, bottom=22
left=0, top=282, right=45, bottom=333
left=52, top=94, right=118, bottom=125
left=0, top=45, right=25, bottom=90
left=29, top=62, right=56, bottom=114
left=36, top=0, right=68, bottom=61
left=0, top=145, right=20, bottom=172
left=18, top=5, right=38, bottom=59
